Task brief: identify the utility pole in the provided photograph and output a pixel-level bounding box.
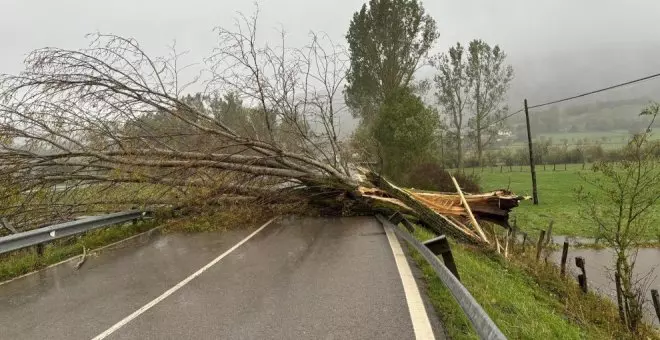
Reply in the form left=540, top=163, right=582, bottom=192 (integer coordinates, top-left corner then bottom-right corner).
left=524, top=99, right=539, bottom=205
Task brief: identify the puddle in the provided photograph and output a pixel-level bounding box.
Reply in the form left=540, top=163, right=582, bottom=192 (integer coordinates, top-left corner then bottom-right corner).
left=549, top=247, right=660, bottom=327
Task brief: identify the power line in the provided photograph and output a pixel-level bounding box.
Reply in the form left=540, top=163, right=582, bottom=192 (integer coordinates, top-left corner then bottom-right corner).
left=528, top=72, right=660, bottom=110
left=491, top=71, right=660, bottom=126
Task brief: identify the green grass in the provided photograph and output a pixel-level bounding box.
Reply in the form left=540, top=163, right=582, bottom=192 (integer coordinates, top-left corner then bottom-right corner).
left=471, top=163, right=660, bottom=240
left=0, top=219, right=159, bottom=282
left=410, top=228, right=584, bottom=339
left=408, top=226, right=657, bottom=340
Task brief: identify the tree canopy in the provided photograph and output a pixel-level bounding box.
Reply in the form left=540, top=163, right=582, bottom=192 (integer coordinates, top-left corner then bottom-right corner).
left=345, top=0, right=438, bottom=121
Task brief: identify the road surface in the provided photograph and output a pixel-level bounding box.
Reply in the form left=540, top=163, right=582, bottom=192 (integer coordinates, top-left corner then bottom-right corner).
left=0, top=216, right=445, bottom=339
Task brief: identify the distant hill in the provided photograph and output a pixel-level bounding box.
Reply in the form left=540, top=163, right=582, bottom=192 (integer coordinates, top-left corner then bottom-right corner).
left=505, top=97, right=658, bottom=142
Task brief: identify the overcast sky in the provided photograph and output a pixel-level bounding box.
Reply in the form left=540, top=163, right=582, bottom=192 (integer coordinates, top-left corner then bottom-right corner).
left=3, top=0, right=660, bottom=106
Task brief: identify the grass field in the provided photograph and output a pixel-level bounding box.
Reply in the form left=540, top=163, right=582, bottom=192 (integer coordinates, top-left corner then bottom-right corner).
left=471, top=163, right=660, bottom=240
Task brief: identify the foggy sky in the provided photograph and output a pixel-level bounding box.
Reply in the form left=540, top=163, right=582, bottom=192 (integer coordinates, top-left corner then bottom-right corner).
left=3, top=0, right=660, bottom=107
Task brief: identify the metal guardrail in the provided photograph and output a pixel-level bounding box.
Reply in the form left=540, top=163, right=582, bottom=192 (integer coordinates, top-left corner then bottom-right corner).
left=376, top=214, right=507, bottom=340
left=0, top=210, right=147, bottom=255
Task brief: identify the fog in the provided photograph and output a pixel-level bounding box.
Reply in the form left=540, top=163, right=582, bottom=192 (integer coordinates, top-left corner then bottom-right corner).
left=3, top=0, right=660, bottom=111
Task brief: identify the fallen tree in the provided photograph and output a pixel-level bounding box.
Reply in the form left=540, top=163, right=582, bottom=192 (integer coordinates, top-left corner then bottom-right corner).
left=0, top=13, right=521, bottom=244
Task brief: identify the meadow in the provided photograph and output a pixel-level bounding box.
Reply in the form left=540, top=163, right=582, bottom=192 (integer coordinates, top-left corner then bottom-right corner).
left=471, top=163, right=660, bottom=240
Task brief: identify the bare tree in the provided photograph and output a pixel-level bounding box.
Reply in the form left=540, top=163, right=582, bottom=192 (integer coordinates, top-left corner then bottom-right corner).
left=465, top=40, right=513, bottom=167
left=576, top=103, right=660, bottom=332
left=434, top=43, right=470, bottom=171
left=0, top=12, right=354, bottom=229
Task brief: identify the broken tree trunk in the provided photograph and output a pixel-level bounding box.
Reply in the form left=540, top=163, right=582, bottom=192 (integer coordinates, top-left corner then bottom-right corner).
left=363, top=172, right=522, bottom=245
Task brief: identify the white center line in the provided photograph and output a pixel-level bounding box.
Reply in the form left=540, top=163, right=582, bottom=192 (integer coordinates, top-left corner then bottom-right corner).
left=383, top=224, right=436, bottom=340
left=91, top=217, right=277, bottom=340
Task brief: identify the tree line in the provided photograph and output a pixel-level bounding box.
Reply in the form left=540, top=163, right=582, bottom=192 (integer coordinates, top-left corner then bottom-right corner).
left=344, top=0, right=514, bottom=184
left=457, top=138, right=660, bottom=169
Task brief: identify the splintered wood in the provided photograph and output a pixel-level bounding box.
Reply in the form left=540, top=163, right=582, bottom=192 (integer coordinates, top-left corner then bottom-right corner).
left=359, top=176, right=523, bottom=244
left=360, top=187, right=522, bottom=223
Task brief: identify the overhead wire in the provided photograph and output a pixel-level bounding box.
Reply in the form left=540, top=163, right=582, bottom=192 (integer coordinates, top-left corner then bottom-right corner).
left=490, top=71, right=660, bottom=126
left=527, top=72, right=660, bottom=110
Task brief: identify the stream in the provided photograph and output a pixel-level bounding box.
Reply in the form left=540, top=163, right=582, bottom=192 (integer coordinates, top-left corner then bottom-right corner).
left=547, top=238, right=660, bottom=327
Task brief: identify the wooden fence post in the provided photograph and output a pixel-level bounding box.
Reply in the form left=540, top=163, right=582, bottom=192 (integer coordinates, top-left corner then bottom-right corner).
left=560, top=239, right=569, bottom=277
left=536, top=230, right=546, bottom=261
left=545, top=221, right=554, bottom=246
left=575, top=257, right=588, bottom=293
left=424, top=235, right=461, bottom=281
left=652, top=289, right=660, bottom=325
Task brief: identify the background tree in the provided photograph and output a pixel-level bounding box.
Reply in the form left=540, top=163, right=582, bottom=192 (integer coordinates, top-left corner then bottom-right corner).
left=372, top=88, right=438, bottom=181
left=345, top=0, right=439, bottom=179
left=345, top=0, right=438, bottom=122
left=576, top=103, right=660, bottom=333
left=434, top=43, right=470, bottom=171
left=465, top=40, right=514, bottom=166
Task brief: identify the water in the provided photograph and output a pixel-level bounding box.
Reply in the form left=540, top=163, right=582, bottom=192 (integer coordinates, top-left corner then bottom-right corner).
left=549, top=245, right=660, bottom=327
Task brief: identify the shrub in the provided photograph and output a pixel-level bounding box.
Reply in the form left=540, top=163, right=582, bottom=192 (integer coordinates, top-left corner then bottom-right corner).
left=406, top=163, right=481, bottom=193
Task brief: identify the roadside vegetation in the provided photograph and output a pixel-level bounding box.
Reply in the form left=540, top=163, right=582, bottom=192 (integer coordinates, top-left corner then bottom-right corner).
left=0, top=219, right=159, bottom=283
left=409, top=226, right=660, bottom=340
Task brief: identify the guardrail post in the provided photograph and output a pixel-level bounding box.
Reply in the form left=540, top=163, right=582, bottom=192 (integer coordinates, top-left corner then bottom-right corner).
left=424, top=235, right=460, bottom=281
left=36, top=244, right=44, bottom=257
left=389, top=212, right=403, bottom=224
left=388, top=212, right=414, bottom=233
left=575, top=257, right=588, bottom=293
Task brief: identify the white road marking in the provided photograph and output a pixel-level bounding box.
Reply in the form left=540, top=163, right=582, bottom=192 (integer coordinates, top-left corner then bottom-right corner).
left=91, top=218, right=277, bottom=340
left=384, top=224, right=436, bottom=340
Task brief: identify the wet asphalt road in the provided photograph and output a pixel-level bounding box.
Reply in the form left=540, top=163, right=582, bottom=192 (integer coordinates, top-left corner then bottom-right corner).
left=0, top=216, right=444, bottom=340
